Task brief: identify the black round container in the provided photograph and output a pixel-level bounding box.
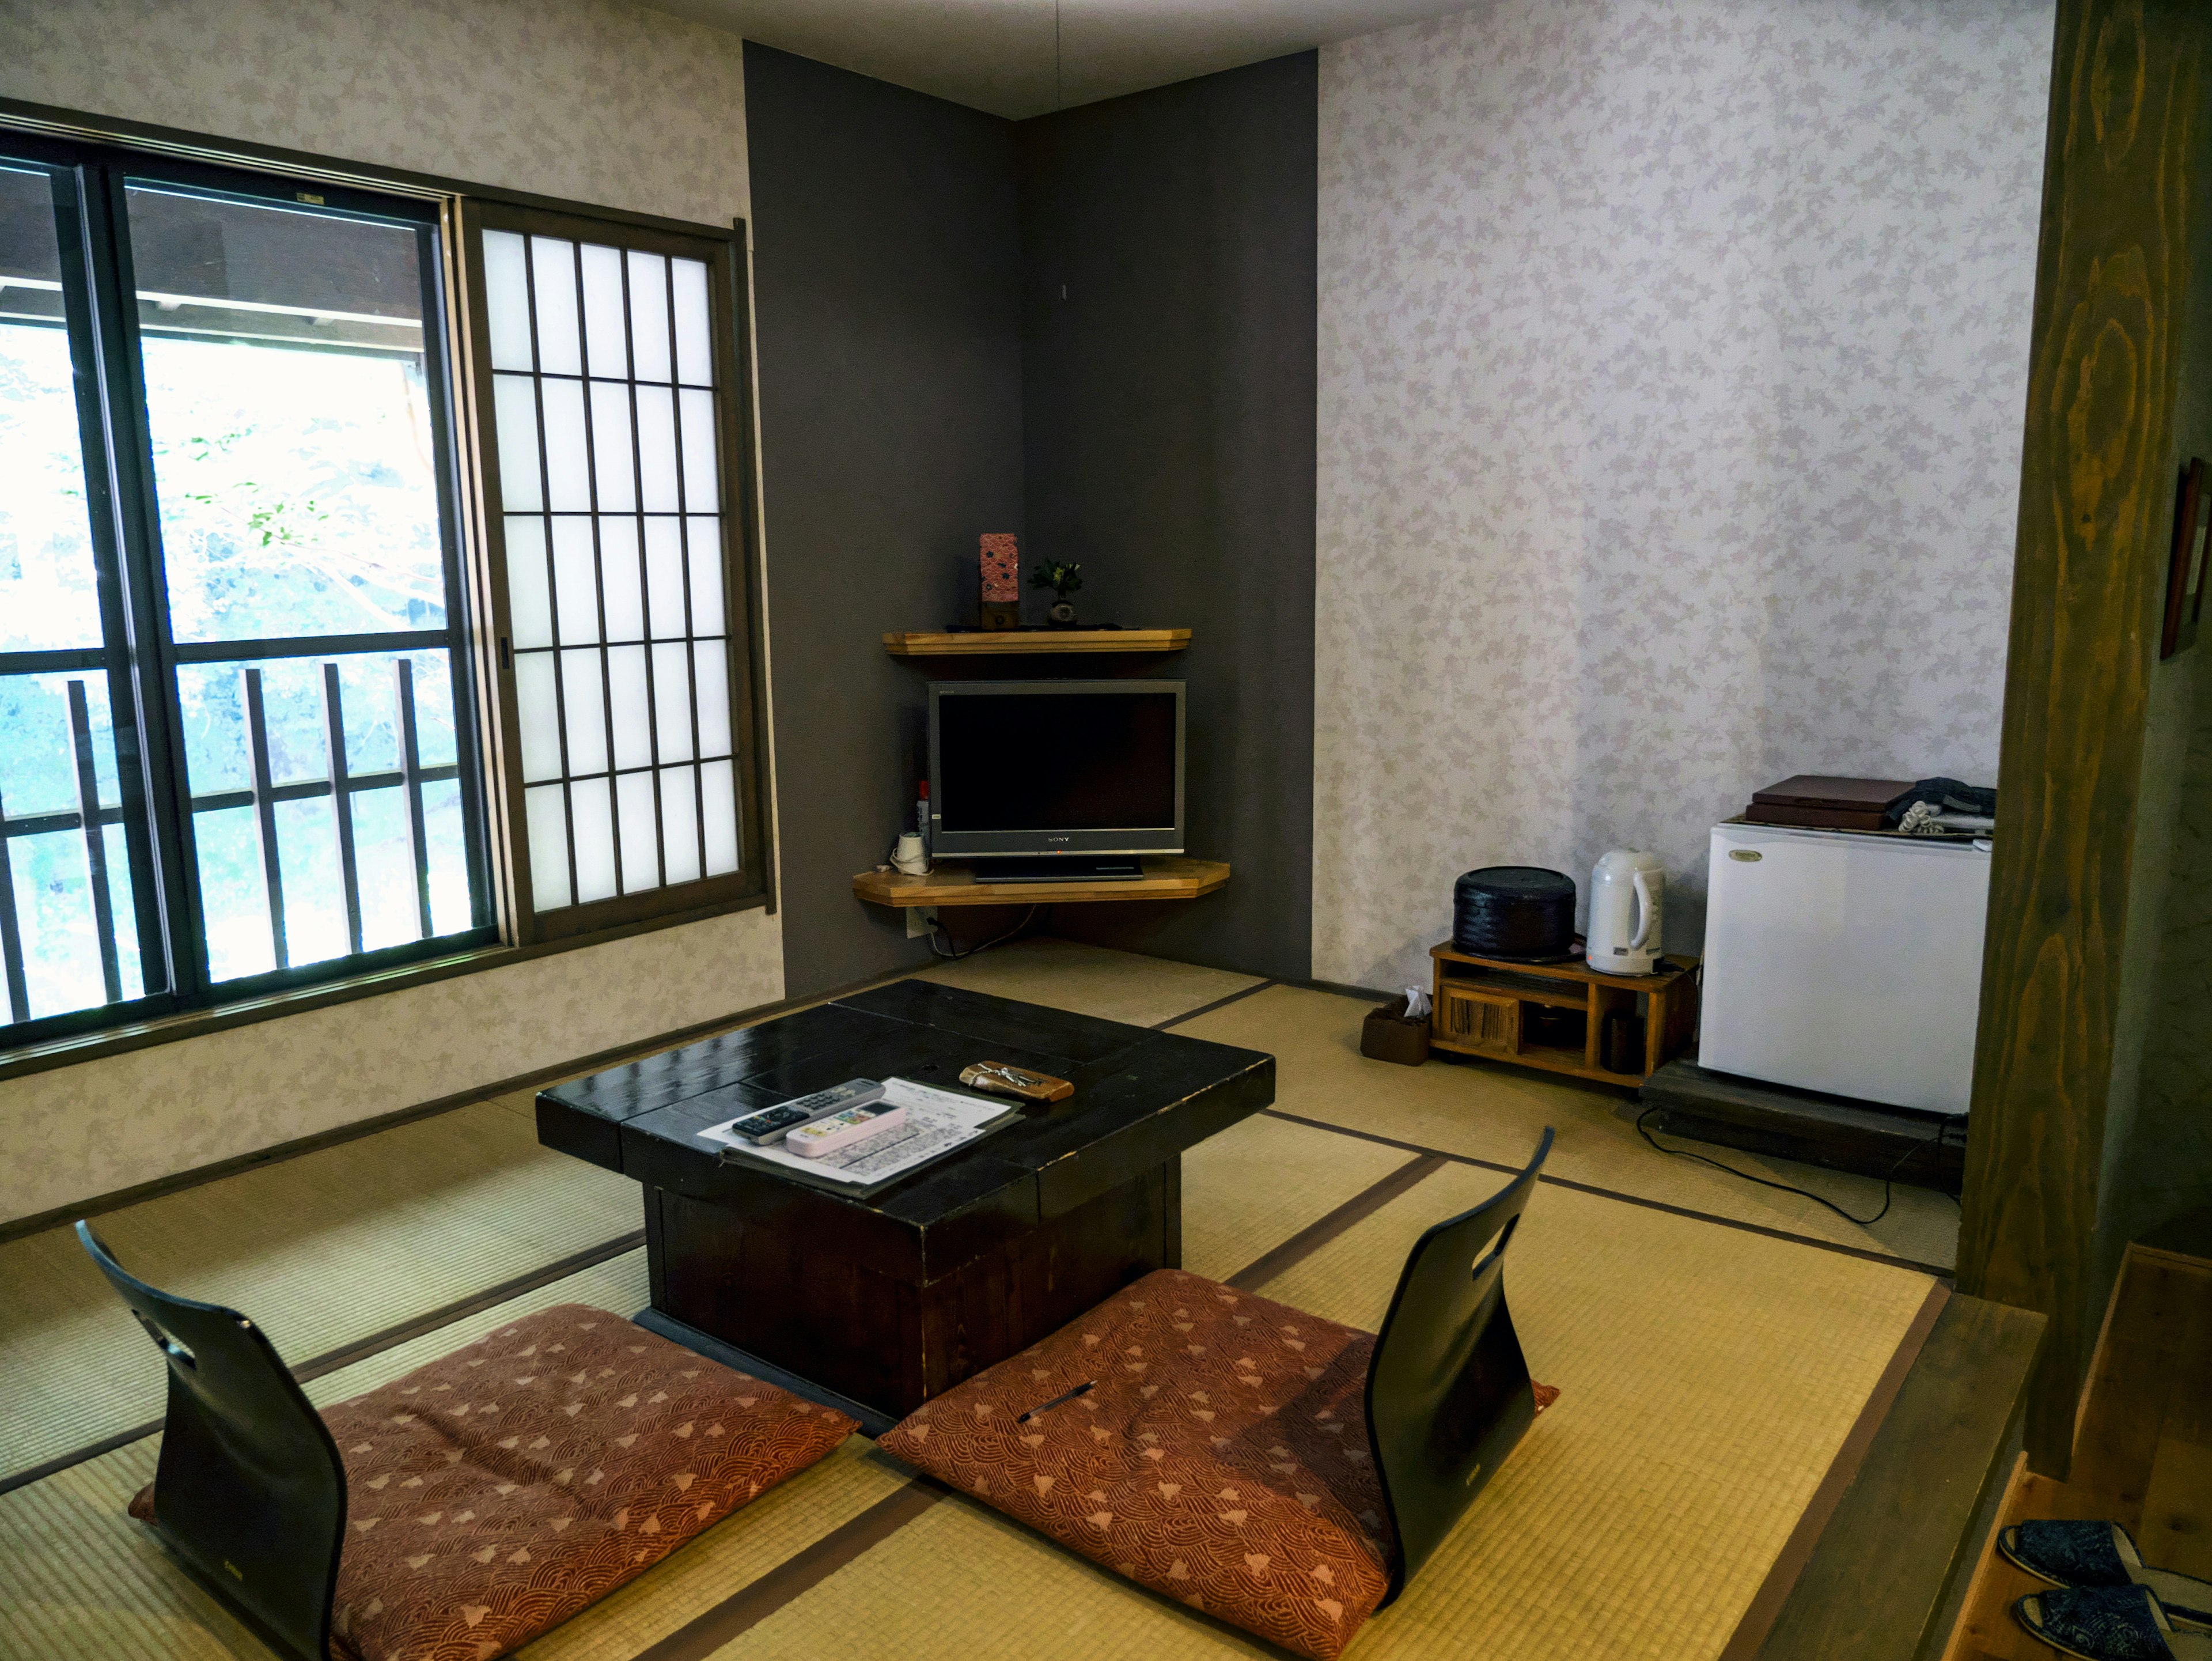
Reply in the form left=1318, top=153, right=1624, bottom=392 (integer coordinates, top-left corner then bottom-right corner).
left=1452, top=867, right=1576, bottom=961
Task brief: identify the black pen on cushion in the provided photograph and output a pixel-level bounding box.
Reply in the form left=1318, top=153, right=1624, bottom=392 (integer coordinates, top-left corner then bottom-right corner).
left=1019, top=1380, right=1096, bottom=1422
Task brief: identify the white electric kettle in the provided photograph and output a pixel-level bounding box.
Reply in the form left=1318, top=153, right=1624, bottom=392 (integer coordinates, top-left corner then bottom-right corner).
left=1587, top=850, right=1664, bottom=975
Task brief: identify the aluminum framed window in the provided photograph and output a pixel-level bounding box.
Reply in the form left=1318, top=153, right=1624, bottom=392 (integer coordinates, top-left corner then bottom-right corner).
left=0, top=133, right=496, bottom=1046
left=456, top=201, right=768, bottom=942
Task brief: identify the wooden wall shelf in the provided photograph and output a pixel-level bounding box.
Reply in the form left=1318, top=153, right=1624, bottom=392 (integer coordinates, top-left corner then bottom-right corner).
left=1427, top=941, right=1699, bottom=1087
left=854, top=857, right=1228, bottom=907
left=882, top=629, right=1191, bottom=657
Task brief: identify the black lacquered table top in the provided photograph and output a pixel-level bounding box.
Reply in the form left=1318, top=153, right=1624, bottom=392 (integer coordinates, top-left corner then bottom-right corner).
left=536, top=979, right=1274, bottom=1244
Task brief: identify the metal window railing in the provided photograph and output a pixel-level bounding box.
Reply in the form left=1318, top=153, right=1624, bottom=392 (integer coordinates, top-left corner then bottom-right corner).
left=0, top=658, right=459, bottom=1021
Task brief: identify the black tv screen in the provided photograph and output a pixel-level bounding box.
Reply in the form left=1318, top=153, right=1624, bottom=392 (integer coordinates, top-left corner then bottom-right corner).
left=930, top=682, right=1184, bottom=856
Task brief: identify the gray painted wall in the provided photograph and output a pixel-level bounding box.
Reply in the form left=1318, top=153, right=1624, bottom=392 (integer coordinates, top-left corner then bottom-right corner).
left=1016, top=55, right=1320, bottom=981
left=744, top=44, right=1025, bottom=997
left=748, top=46, right=1319, bottom=995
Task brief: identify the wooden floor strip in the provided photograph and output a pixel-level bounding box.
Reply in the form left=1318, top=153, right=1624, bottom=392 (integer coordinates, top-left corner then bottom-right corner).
left=629, top=1475, right=946, bottom=1660
left=1226, top=1153, right=1446, bottom=1291
left=1260, top=1108, right=1952, bottom=1277
left=1714, top=1281, right=1952, bottom=1660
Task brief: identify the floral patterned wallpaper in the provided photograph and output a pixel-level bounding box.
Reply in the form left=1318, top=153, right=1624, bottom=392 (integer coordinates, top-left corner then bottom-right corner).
left=1313, top=0, right=2054, bottom=989
left=0, top=0, right=780, bottom=1222
left=0, top=0, right=753, bottom=229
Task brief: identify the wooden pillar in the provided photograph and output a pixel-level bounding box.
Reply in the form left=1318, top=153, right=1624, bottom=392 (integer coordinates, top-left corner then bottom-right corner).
left=1958, top=0, right=2212, bottom=1474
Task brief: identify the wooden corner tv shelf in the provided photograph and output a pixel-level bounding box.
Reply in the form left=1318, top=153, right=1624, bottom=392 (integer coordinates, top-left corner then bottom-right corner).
left=1429, top=941, right=1698, bottom=1087
left=854, top=857, right=1229, bottom=908
left=882, top=629, right=1191, bottom=657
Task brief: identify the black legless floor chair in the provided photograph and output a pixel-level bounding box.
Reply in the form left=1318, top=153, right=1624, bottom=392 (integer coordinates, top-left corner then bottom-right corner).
left=880, top=1127, right=1559, bottom=1660
left=78, top=1221, right=856, bottom=1661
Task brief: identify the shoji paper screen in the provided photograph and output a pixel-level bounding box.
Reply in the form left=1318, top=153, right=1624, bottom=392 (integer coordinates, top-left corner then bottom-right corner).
left=480, top=228, right=741, bottom=913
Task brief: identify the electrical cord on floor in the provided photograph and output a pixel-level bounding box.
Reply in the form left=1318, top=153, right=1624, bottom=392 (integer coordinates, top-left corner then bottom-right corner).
left=929, top=904, right=1042, bottom=962
left=1634, top=1103, right=1960, bottom=1228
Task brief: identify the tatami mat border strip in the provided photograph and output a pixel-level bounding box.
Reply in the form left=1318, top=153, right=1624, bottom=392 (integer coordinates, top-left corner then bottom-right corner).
left=630, top=1472, right=946, bottom=1661
left=1152, top=978, right=1280, bottom=1030
left=619, top=1144, right=1463, bottom=1659
left=1226, top=1154, right=1447, bottom=1291
left=0, top=1229, right=646, bottom=1496
left=1714, top=1281, right=1953, bottom=1661
left=1259, top=1108, right=1955, bottom=1278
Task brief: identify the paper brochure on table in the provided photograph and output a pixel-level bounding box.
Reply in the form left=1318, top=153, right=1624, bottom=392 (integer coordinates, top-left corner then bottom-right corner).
left=698, top=1077, right=1020, bottom=1186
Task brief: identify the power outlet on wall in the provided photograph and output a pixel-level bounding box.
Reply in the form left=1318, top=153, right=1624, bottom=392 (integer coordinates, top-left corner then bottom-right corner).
left=906, top=907, right=938, bottom=940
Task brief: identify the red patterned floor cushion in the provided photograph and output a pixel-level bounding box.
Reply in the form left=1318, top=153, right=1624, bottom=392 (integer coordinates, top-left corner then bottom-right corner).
left=131, top=1304, right=854, bottom=1661
left=880, top=1269, right=1425, bottom=1660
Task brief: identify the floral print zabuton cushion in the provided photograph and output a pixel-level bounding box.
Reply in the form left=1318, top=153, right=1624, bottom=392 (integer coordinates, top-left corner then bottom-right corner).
left=131, top=1303, right=854, bottom=1661
left=878, top=1269, right=1394, bottom=1660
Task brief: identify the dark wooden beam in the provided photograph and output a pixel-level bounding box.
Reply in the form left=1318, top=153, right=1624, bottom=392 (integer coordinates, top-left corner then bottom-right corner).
left=1957, top=0, right=2210, bottom=1474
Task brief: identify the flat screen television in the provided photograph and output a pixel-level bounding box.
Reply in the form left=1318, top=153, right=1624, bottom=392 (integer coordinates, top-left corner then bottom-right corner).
left=928, top=680, right=1184, bottom=879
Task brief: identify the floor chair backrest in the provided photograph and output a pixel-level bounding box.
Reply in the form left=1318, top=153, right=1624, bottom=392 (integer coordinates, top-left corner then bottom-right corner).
left=1363, top=1127, right=1553, bottom=1601
left=76, top=1221, right=343, bottom=1661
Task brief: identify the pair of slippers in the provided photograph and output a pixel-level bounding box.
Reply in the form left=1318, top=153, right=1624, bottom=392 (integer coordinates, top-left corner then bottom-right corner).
left=2004, top=1521, right=2212, bottom=1660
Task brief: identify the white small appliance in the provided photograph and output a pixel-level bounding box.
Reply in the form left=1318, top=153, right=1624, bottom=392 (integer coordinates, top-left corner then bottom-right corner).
left=1702, top=823, right=1989, bottom=1114
left=1586, top=849, right=1664, bottom=975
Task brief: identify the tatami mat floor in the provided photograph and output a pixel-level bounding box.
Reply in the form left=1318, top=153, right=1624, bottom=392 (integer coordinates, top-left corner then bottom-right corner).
left=0, top=937, right=1959, bottom=1660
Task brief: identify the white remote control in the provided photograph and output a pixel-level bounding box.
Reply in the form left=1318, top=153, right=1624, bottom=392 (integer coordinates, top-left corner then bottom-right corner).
left=724, top=1079, right=885, bottom=1145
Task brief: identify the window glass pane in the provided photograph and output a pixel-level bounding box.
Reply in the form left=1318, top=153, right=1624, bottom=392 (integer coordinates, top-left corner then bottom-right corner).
left=701, top=758, right=738, bottom=877
left=540, top=378, right=590, bottom=512
left=528, top=236, right=581, bottom=377
left=179, top=649, right=476, bottom=983
left=493, top=374, right=544, bottom=512
left=607, top=644, right=650, bottom=770
left=599, top=517, right=643, bottom=642
left=687, top=519, right=725, bottom=634
left=127, top=186, right=446, bottom=644
left=0, top=671, right=140, bottom=1023
left=658, top=764, right=699, bottom=885
left=679, top=388, right=718, bottom=512
left=482, top=229, right=533, bottom=371
left=616, top=770, right=657, bottom=893
left=636, top=386, right=679, bottom=511
left=513, top=650, right=562, bottom=782
left=672, top=258, right=712, bottom=387
left=579, top=243, right=627, bottom=379
left=627, top=250, right=670, bottom=383
left=651, top=642, right=694, bottom=762
left=644, top=517, right=687, bottom=637
left=551, top=516, right=600, bottom=645
left=569, top=775, right=616, bottom=903
left=0, top=166, right=103, bottom=652
left=693, top=639, right=731, bottom=759
left=525, top=784, right=570, bottom=911
left=559, top=648, right=608, bottom=777
left=503, top=515, right=553, bottom=649
left=589, top=380, right=635, bottom=511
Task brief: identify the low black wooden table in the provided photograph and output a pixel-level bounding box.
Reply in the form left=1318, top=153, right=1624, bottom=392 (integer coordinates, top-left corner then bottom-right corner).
left=536, top=979, right=1273, bottom=1429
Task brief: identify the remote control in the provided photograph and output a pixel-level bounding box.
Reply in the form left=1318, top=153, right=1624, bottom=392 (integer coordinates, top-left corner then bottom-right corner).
left=786, top=1102, right=906, bottom=1159
left=725, top=1079, right=885, bottom=1145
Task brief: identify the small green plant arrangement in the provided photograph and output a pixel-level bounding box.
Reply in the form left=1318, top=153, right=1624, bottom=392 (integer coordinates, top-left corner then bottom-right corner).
left=1031, top=559, right=1085, bottom=626
left=1029, top=560, right=1084, bottom=601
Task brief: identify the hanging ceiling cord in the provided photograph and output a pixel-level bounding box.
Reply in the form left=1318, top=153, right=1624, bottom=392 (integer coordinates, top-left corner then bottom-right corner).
left=1634, top=1105, right=1961, bottom=1228
left=930, top=904, right=1043, bottom=962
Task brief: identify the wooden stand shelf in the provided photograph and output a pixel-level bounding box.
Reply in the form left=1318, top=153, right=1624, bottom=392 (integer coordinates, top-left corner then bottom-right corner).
left=882, top=629, right=1191, bottom=657
left=1428, top=941, right=1698, bottom=1087
left=854, top=857, right=1228, bottom=907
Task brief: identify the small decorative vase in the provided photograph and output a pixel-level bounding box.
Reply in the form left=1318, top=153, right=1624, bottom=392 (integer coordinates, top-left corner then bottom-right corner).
left=979, top=534, right=1021, bottom=630
left=1047, top=599, right=1078, bottom=627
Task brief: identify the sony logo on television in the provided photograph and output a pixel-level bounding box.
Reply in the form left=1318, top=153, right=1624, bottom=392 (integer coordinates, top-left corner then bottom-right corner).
left=1046, top=835, right=1071, bottom=843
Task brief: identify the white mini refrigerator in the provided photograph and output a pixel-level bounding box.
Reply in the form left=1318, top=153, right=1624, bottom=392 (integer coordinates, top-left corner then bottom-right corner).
left=1700, top=824, right=1990, bottom=1115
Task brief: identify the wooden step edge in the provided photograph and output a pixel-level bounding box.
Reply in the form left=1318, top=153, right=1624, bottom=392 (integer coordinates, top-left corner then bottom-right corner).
left=1749, top=1293, right=2046, bottom=1661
